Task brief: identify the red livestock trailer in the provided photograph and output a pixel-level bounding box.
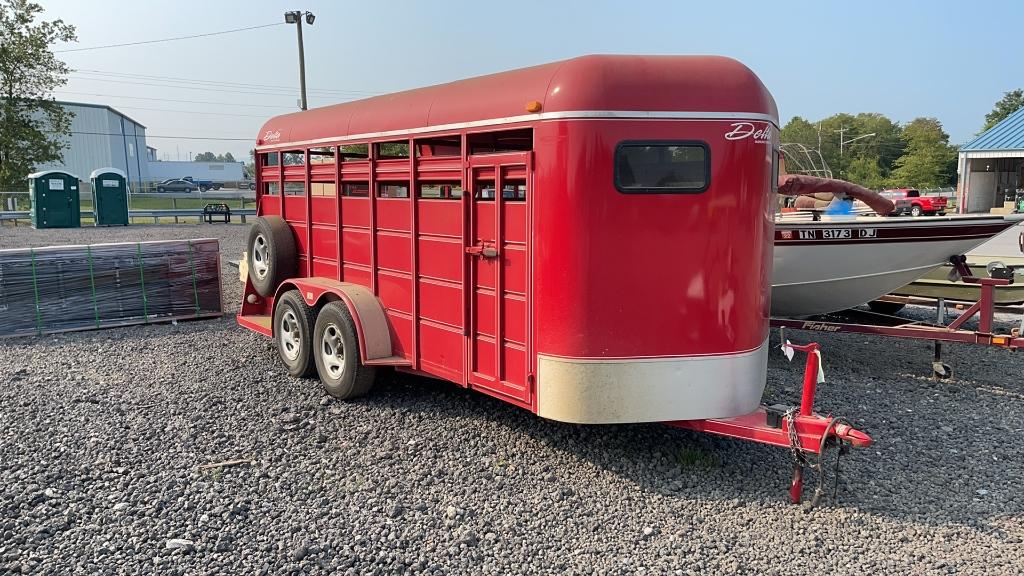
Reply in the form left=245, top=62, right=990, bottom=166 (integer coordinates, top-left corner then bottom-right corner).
left=238, top=55, right=870, bottom=503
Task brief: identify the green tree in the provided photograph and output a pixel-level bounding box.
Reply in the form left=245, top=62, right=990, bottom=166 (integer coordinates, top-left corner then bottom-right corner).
left=780, top=116, right=819, bottom=149
left=194, top=151, right=238, bottom=162
left=982, top=89, right=1024, bottom=132
left=888, top=117, right=957, bottom=188
left=0, top=0, right=76, bottom=190
left=781, top=113, right=904, bottom=186
left=844, top=155, right=886, bottom=190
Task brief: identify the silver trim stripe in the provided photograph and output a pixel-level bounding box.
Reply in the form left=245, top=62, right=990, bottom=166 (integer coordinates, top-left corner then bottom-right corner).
left=255, top=110, right=780, bottom=151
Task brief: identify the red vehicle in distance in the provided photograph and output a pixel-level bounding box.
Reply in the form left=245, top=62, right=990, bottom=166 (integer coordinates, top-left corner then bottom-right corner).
left=882, top=188, right=948, bottom=217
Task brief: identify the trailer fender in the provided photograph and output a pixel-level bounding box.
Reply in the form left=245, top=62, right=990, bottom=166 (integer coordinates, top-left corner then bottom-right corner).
left=274, top=277, right=394, bottom=363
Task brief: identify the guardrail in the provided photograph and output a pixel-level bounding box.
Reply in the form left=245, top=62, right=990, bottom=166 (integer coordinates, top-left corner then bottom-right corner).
left=0, top=208, right=256, bottom=225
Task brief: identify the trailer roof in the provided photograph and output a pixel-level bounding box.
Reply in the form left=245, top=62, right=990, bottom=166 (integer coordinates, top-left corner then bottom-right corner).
left=256, top=55, right=778, bottom=149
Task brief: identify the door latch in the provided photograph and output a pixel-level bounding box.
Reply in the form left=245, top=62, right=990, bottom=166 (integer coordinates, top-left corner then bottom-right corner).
left=465, top=245, right=499, bottom=258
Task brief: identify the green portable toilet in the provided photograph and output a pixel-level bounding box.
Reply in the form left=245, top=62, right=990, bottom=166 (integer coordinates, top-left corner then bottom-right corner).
left=28, top=170, right=81, bottom=229
left=90, top=168, right=129, bottom=226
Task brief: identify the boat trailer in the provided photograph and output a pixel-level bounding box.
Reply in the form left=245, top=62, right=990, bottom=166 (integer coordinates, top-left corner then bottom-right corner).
left=772, top=255, right=1024, bottom=378
left=671, top=341, right=872, bottom=506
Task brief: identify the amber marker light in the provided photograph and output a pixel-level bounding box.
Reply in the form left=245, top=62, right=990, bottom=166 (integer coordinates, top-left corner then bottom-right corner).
left=525, top=100, right=542, bottom=113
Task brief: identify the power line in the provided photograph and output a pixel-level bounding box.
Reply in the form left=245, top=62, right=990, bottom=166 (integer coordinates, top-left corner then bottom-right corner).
left=67, top=130, right=252, bottom=141
left=73, top=68, right=382, bottom=96
left=68, top=74, right=364, bottom=102
left=55, top=90, right=293, bottom=109
left=55, top=23, right=284, bottom=53
left=68, top=75, right=318, bottom=97
left=105, top=105, right=270, bottom=119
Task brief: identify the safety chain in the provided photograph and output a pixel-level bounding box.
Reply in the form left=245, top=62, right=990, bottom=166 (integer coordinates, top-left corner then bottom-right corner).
left=784, top=409, right=813, bottom=468
left=785, top=409, right=849, bottom=507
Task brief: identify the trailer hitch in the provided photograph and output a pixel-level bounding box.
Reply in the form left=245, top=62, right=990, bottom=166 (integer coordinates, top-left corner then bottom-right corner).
left=670, top=340, right=872, bottom=506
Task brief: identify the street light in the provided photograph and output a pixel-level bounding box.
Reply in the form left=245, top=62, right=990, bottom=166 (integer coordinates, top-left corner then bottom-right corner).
left=834, top=129, right=876, bottom=179
left=284, top=10, right=315, bottom=110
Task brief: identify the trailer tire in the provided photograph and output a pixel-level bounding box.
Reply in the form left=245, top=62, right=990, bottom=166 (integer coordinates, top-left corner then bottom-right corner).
left=867, top=300, right=906, bottom=315
left=273, top=290, right=318, bottom=378
left=247, top=216, right=296, bottom=297
left=313, top=301, right=377, bottom=400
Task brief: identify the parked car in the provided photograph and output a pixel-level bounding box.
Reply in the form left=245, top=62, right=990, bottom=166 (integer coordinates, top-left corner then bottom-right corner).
left=155, top=179, right=198, bottom=193
left=182, top=176, right=222, bottom=192
left=882, top=188, right=947, bottom=217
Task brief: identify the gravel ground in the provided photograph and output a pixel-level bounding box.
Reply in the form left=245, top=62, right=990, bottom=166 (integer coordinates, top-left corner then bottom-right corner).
left=1, top=223, right=1022, bottom=575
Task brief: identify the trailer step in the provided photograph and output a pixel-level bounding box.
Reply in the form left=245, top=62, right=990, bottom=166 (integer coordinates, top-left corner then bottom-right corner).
left=237, top=313, right=272, bottom=336
left=364, top=355, right=412, bottom=367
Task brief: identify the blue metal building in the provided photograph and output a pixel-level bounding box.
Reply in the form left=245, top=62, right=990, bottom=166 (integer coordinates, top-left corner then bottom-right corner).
left=958, top=107, right=1024, bottom=213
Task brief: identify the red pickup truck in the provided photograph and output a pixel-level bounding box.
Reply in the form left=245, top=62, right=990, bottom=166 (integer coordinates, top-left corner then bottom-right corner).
left=881, top=188, right=947, bottom=216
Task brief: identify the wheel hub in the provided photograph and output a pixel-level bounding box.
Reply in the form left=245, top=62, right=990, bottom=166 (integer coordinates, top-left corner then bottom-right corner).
left=279, top=309, right=301, bottom=361
left=252, top=234, right=269, bottom=279
left=320, top=323, right=346, bottom=379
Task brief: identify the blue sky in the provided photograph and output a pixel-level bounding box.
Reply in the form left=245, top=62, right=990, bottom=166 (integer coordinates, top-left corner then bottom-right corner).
left=44, top=0, right=1023, bottom=160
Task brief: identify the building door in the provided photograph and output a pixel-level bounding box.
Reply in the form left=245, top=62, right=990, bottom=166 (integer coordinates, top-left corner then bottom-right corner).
left=466, top=152, right=531, bottom=405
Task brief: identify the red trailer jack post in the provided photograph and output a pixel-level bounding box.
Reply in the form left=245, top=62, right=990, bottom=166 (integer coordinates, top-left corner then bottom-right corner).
left=669, top=341, right=872, bottom=505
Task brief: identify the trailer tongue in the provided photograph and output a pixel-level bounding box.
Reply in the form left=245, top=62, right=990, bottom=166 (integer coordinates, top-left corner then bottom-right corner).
left=671, top=341, right=871, bottom=505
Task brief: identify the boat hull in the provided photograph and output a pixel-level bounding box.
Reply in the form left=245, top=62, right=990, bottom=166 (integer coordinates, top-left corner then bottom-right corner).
left=772, top=216, right=1018, bottom=317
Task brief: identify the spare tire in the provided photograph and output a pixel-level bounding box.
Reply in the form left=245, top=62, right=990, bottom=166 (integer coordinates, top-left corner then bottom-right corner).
left=247, top=216, right=297, bottom=297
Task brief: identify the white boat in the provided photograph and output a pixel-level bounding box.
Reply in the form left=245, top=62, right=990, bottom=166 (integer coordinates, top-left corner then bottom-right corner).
left=771, top=213, right=1021, bottom=317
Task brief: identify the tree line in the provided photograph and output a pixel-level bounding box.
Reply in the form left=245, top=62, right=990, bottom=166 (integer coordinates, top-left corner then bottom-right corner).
left=781, top=90, right=1024, bottom=191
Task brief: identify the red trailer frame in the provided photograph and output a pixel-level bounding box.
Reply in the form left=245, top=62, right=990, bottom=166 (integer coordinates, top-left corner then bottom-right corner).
left=237, top=55, right=870, bottom=503
left=771, top=257, right=1024, bottom=378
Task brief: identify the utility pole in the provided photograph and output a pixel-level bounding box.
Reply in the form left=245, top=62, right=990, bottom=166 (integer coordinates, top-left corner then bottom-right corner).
left=834, top=127, right=876, bottom=180
left=284, top=10, right=316, bottom=110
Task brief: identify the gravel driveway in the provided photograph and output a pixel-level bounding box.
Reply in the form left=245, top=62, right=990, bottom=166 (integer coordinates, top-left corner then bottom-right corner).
left=1, top=224, right=1022, bottom=575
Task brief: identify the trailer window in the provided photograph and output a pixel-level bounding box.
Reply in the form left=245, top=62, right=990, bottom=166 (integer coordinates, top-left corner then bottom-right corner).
left=378, top=182, right=409, bottom=198
left=261, top=152, right=279, bottom=167
left=309, top=147, right=335, bottom=164
left=339, top=144, right=369, bottom=161
left=468, top=128, right=532, bottom=155
left=263, top=181, right=279, bottom=196
left=283, top=151, right=305, bottom=165
left=375, top=141, right=409, bottom=159
left=284, top=182, right=305, bottom=196
left=615, top=141, right=709, bottom=193
left=415, top=135, right=461, bottom=157
left=342, top=182, right=369, bottom=197
left=419, top=182, right=463, bottom=199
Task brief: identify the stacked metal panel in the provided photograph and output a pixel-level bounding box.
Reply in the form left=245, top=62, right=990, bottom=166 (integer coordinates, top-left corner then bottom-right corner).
left=0, top=239, right=222, bottom=337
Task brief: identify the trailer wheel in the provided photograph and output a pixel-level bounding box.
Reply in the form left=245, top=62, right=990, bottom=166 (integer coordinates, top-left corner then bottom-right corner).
left=273, top=290, right=318, bottom=377
left=247, top=216, right=296, bottom=297
left=313, top=301, right=377, bottom=399
left=867, top=300, right=906, bottom=315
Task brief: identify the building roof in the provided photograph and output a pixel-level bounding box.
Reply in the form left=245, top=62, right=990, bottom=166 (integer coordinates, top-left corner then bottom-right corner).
left=961, top=106, right=1024, bottom=151
left=256, top=55, right=778, bottom=149
left=54, top=100, right=147, bottom=129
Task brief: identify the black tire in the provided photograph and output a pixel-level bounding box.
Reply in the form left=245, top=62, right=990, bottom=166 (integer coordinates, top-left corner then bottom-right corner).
left=247, top=216, right=297, bottom=297
left=867, top=300, right=906, bottom=315
left=199, top=185, right=209, bottom=192
left=273, top=290, right=318, bottom=377
left=910, top=205, right=922, bottom=217
left=313, top=302, right=376, bottom=399
left=249, top=183, right=256, bottom=191
left=157, top=186, right=165, bottom=193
